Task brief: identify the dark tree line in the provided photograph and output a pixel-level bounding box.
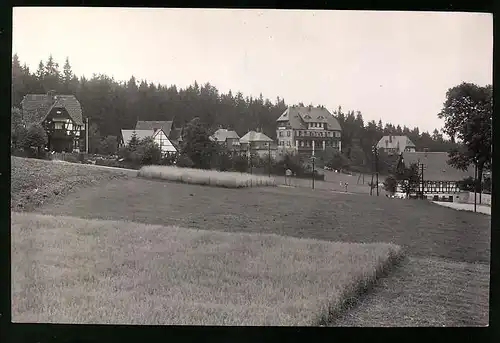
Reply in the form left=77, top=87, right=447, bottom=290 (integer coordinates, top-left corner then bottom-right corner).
left=12, top=54, right=457, bottom=166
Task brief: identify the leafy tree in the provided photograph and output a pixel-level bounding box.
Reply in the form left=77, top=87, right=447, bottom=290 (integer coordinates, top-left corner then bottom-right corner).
left=136, top=137, right=161, bottom=165
left=383, top=175, right=398, bottom=195
left=319, top=147, right=349, bottom=171
left=176, top=154, right=195, bottom=168
left=438, top=82, right=492, bottom=202
left=11, top=107, right=25, bottom=148
left=180, top=117, right=217, bottom=169
left=88, top=122, right=102, bottom=154
left=457, top=176, right=475, bottom=192
left=100, top=135, right=118, bottom=155
left=21, top=124, right=48, bottom=157
left=395, top=162, right=420, bottom=198
left=483, top=176, right=491, bottom=194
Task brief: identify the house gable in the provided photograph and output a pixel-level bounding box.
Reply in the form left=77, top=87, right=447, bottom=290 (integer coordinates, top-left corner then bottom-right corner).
left=152, top=129, right=177, bottom=153
left=21, top=94, right=84, bottom=127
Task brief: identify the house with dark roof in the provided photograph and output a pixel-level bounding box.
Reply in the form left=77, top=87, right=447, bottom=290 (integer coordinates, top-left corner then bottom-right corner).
left=240, top=130, right=277, bottom=158
left=120, top=129, right=177, bottom=156
left=20, top=91, right=86, bottom=152
left=398, top=151, right=475, bottom=198
left=135, top=120, right=183, bottom=147
left=377, top=135, right=416, bottom=155
left=276, top=106, right=342, bottom=154
left=211, top=129, right=241, bottom=150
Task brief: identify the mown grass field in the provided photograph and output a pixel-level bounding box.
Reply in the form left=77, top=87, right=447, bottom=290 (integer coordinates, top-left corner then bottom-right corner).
left=11, top=212, right=402, bottom=325
left=37, top=176, right=490, bottom=264
left=331, top=256, right=490, bottom=327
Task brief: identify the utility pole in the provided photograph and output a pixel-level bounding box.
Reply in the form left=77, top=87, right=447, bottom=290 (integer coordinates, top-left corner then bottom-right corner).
left=474, top=161, right=478, bottom=213
left=312, top=155, right=315, bottom=190
left=370, top=146, right=375, bottom=196
left=86, top=117, right=89, bottom=154
left=420, top=162, right=425, bottom=199
left=375, top=147, right=379, bottom=196
left=268, top=142, right=271, bottom=178
left=312, top=140, right=315, bottom=190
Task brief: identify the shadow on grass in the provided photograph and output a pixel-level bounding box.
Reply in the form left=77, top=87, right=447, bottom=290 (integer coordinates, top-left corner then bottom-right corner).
left=317, top=248, right=408, bottom=326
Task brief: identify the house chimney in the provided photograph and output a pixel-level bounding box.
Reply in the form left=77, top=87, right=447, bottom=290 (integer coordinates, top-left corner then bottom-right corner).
left=47, top=90, right=57, bottom=104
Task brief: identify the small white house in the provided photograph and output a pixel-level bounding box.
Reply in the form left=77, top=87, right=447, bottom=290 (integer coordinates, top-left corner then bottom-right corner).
left=120, top=129, right=177, bottom=157
left=152, top=128, right=177, bottom=156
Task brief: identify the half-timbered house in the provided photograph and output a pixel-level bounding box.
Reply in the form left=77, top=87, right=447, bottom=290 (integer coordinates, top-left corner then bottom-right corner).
left=20, top=91, right=85, bottom=152
left=399, top=151, right=475, bottom=200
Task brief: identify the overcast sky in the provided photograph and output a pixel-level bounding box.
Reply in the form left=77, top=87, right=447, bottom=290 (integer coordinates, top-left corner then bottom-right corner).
left=12, top=8, right=492, bottom=134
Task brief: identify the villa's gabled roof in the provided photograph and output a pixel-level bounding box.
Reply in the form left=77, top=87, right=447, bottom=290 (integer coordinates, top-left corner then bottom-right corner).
left=276, top=106, right=342, bottom=131
left=21, top=94, right=84, bottom=126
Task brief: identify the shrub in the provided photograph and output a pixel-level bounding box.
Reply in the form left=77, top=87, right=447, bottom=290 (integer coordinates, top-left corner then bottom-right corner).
left=100, top=135, right=118, bottom=155
left=483, top=176, right=491, bottom=194
left=21, top=124, right=48, bottom=158
left=160, top=153, right=177, bottom=166
left=383, top=175, right=398, bottom=194
left=176, top=154, right=195, bottom=168
left=232, top=154, right=249, bottom=173
left=457, top=176, right=475, bottom=192
left=136, top=137, right=161, bottom=166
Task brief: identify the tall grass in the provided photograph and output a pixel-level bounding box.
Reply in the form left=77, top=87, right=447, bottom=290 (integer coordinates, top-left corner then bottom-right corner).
left=12, top=212, right=403, bottom=326
left=138, top=165, right=277, bottom=188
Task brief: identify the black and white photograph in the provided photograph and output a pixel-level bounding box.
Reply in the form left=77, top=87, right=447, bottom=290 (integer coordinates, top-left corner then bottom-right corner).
left=10, top=7, right=492, bottom=327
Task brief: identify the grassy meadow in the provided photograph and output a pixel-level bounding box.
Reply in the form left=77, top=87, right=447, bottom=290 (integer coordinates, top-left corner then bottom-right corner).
left=12, top=212, right=402, bottom=325
left=11, top=156, right=129, bottom=211
left=11, top=157, right=491, bottom=326
left=138, top=165, right=277, bottom=188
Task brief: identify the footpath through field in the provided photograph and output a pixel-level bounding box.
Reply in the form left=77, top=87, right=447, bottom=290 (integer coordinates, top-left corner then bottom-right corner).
left=433, top=201, right=491, bottom=216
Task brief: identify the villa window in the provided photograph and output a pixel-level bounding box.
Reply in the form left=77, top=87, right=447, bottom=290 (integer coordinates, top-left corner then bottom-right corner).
left=286, top=141, right=290, bottom=147
left=279, top=131, right=283, bottom=137
left=54, top=122, right=63, bottom=130
left=287, top=131, right=291, bottom=137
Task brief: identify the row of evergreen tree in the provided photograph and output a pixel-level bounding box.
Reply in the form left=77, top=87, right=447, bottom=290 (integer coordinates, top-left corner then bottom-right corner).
left=12, top=54, right=457, bottom=165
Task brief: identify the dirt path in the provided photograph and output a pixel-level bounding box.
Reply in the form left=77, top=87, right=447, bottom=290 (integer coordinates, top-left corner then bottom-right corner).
left=330, top=257, right=490, bottom=326
left=433, top=201, right=491, bottom=215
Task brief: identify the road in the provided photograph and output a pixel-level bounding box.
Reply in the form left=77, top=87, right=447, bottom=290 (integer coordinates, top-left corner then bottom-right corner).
left=433, top=201, right=491, bottom=215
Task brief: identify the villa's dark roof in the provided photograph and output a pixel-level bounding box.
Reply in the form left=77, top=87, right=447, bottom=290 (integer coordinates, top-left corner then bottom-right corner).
left=276, top=106, right=342, bottom=131
left=21, top=94, right=84, bottom=126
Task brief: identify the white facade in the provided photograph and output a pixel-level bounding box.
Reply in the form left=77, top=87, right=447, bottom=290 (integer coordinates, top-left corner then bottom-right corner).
left=153, top=129, right=177, bottom=155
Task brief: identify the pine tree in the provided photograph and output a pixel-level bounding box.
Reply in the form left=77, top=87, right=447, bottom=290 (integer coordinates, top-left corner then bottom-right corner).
left=128, top=131, right=139, bottom=151
left=36, top=60, right=45, bottom=80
